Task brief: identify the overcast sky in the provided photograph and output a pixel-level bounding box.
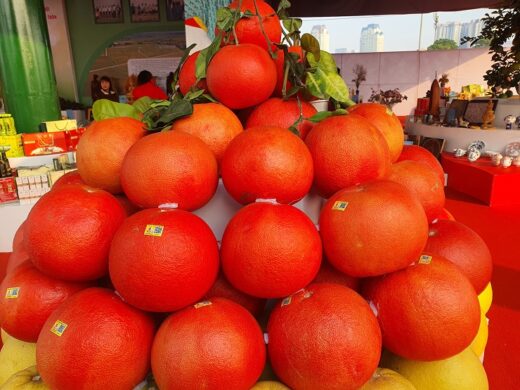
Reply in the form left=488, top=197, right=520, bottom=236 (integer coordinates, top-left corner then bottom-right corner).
left=300, top=8, right=490, bottom=52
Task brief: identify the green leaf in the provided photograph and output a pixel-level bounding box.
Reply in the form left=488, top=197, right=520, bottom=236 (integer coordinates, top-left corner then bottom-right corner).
left=307, top=108, right=348, bottom=123
left=306, top=50, right=338, bottom=74
left=216, top=7, right=234, bottom=31
left=143, top=99, right=193, bottom=131
left=277, top=0, right=291, bottom=18
left=183, top=89, right=205, bottom=101
left=92, top=99, right=141, bottom=121
left=195, top=35, right=222, bottom=80
left=288, top=125, right=300, bottom=135
left=283, top=18, right=302, bottom=33
left=301, top=33, right=320, bottom=61
left=132, top=97, right=155, bottom=113
left=242, top=10, right=255, bottom=18
left=324, top=72, right=351, bottom=104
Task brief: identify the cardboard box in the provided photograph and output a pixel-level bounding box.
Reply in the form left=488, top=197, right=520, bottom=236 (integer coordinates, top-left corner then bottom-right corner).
left=22, top=132, right=68, bottom=156
left=0, top=135, right=24, bottom=157
left=0, top=176, right=18, bottom=203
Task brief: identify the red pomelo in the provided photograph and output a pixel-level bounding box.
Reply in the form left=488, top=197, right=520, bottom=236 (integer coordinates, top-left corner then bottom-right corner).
left=268, top=283, right=382, bottom=390
left=12, top=221, right=26, bottom=251
left=312, top=259, right=360, bottom=291
left=109, top=207, right=219, bottom=312
left=25, top=185, right=126, bottom=281
left=51, top=171, right=85, bottom=190
left=397, top=145, right=445, bottom=185
left=152, top=297, right=266, bottom=390
left=5, top=247, right=30, bottom=275
left=433, top=207, right=456, bottom=221
left=37, top=288, right=155, bottom=390
left=178, top=51, right=208, bottom=95
left=221, top=202, right=322, bottom=298
left=319, top=180, right=429, bottom=277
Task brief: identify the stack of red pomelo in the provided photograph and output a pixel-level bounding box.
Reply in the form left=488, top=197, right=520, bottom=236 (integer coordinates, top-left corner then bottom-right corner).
left=0, top=2, right=492, bottom=389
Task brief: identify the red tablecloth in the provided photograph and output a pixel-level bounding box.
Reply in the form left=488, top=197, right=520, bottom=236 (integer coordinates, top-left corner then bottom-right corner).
left=441, top=152, right=520, bottom=206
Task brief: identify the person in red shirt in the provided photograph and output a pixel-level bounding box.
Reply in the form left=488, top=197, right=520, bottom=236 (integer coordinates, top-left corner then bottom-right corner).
left=131, top=70, right=168, bottom=101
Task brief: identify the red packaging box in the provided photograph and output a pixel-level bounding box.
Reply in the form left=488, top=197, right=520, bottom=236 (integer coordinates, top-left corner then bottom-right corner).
left=0, top=176, right=18, bottom=203
left=22, top=132, right=68, bottom=156
left=66, top=127, right=86, bottom=151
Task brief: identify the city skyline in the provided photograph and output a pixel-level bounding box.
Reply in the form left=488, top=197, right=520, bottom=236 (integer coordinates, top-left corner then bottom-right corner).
left=310, top=25, right=330, bottom=51
left=360, top=24, right=384, bottom=52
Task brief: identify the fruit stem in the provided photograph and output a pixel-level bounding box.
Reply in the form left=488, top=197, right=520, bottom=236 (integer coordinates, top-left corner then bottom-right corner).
left=282, top=55, right=290, bottom=98
left=252, top=0, right=275, bottom=57
left=232, top=0, right=243, bottom=44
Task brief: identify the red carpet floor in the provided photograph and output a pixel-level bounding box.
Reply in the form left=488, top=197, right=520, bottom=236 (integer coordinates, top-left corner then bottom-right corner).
left=445, top=188, right=520, bottom=390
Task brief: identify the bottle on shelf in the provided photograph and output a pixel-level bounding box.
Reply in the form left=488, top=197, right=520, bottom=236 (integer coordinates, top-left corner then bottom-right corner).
left=0, top=147, right=13, bottom=178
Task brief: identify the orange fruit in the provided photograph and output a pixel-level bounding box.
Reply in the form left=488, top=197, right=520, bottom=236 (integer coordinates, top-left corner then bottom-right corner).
left=397, top=145, right=445, bottom=185
left=120, top=130, right=218, bottom=210
left=178, top=51, right=208, bottom=95
left=37, top=288, right=155, bottom=390
left=312, top=258, right=360, bottom=291
left=433, top=207, right=456, bottom=222
left=0, top=262, right=86, bottom=342
left=220, top=0, right=282, bottom=51
left=25, top=185, right=126, bottom=281
left=349, top=103, right=404, bottom=162
left=12, top=221, right=26, bottom=250
left=425, top=219, right=493, bottom=293
left=221, top=126, right=313, bottom=204
left=76, top=117, right=146, bottom=194
left=170, top=102, right=243, bottom=164
left=5, top=247, right=30, bottom=275
left=51, top=171, right=85, bottom=190
left=320, top=180, right=429, bottom=277
left=207, top=44, right=277, bottom=109
left=245, top=98, right=317, bottom=139
left=114, top=194, right=140, bottom=216
left=221, top=202, right=322, bottom=298
left=363, top=254, right=481, bottom=361
left=151, top=297, right=266, bottom=390
left=273, top=46, right=303, bottom=98
left=109, top=207, right=219, bottom=312
left=267, top=283, right=382, bottom=390
left=387, top=160, right=446, bottom=223
left=204, top=273, right=266, bottom=318
left=305, top=114, right=391, bottom=198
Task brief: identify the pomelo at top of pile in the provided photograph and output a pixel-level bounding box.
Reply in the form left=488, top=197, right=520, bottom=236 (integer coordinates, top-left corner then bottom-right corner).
left=245, top=97, right=317, bottom=139
left=0, top=262, right=87, bottom=342
left=425, top=219, right=493, bottom=294
left=120, top=130, right=218, bottom=210
left=221, top=126, right=313, bottom=204
left=178, top=51, right=208, bottom=95
left=363, top=254, right=481, bottom=361
left=273, top=45, right=303, bottom=98
left=312, top=258, right=360, bottom=291
left=348, top=103, right=404, bottom=162
left=380, top=348, right=489, bottom=390
left=109, top=207, right=219, bottom=312
left=217, top=0, right=282, bottom=51
left=51, top=170, right=84, bottom=190
left=170, top=102, right=243, bottom=164
left=206, top=44, right=277, bottom=110
left=359, top=368, right=417, bottom=390
left=319, top=180, right=429, bottom=277
left=221, top=202, right=322, bottom=298
left=37, top=288, right=155, bottom=390
left=267, top=283, right=382, bottom=390
left=397, top=145, right=445, bottom=185
left=76, top=117, right=146, bottom=194
left=387, top=160, right=446, bottom=223
left=151, top=297, right=266, bottom=390
left=305, top=113, right=391, bottom=198
left=24, top=184, right=126, bottom=281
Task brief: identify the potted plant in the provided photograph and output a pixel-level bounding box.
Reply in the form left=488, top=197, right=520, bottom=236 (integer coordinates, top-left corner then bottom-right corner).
left=368, top=88, right=408, bottom=110
left=352, top=64, right=367, bottom=103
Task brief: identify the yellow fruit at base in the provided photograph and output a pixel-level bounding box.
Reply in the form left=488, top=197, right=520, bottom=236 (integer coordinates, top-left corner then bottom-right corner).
left=0, top=366, right=50, bottom=389
left=470, top=311, right=489, bottom=358
left=250, top=381, right=291, bottom=389
left=360, top=368, right=416, bottom=389
left=1, top=329, right=11, bottom=344
left=381, top=348, right=489, bottom=390
left=0, top=332, right=37, bottom=386
left=478, top=283, right=493, bottom=315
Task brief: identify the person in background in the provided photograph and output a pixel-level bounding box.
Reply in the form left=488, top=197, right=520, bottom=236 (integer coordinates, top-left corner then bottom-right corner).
left=132, top=70, right=168, bottom=101
left=92, top=76, right=119, bottom=103
left=90, top=74, right=100, bottom=102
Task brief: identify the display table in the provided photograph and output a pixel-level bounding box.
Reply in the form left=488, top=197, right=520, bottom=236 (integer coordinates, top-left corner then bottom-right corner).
left=405, top=122, right=520, bottom=152
left=441, top=152, right=520, bottom=207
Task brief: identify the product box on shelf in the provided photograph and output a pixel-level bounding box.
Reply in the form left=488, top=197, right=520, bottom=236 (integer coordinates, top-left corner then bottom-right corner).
left=40, top=119, right=77, bottom=133
left=0, top=176, right=18, bottom=203
left=22, top=132, right=68, bottom=156
left=66, top=128, right=86, bottom=151
left=15, top=174, right=51, bottom=204
left=0, top=134, right=24, bottom=157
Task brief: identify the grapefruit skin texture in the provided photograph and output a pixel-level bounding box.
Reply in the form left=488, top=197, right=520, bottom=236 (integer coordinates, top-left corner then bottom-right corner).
left=221, top=203, right=322, bottom=298
left=397, top=145, right=445, bottom=185
left=120, top=130, right=218, bottom=210
left=312, top=259, right=360, bottom=291
left=425, top=219, right=493, bottom=293
left=246, top=98, right=317, bottom=139
left=0, top=262, right=87, bottom=342
left=305, top=114, right=391, bottom=198
left=319, top=180, right=429, bottom=277
left=51, top=171, right=85, bottom=190
left=36, top=288, right=155, bottom=390
left=267, top=283, right=382, bottom=390
left=76, top=117, right=145, bottom=194
left=109, top=208, right=219, bottom=312
left=221, top=126, right=314, bottom=204
left=25, top=185, right=126, bottom=281
left=349, top=103, right=404, bottom=162
left=363, top=255, right=481, bottom=361
left=178, top=51, right=208, bottom=95
left=206, top=44, right=277, bottom=110
left=151, top=297, right=266, bottom=390
left=6, top=247, right=30, bottom=275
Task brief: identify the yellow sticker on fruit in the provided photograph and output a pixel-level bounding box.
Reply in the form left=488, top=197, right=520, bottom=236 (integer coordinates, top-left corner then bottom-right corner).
left=50, top=320, right=68, bottom=337
left=5, top=287, right=20, bottom=299
left=281, top=297, right=292, bottom=307
left=144, top=224, right=164, bottom=237
left=418, top=255, right=432, bottom=264
left=332, top=201, right=349, bottom=211
left=194, top=301, right=212, bottom=309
